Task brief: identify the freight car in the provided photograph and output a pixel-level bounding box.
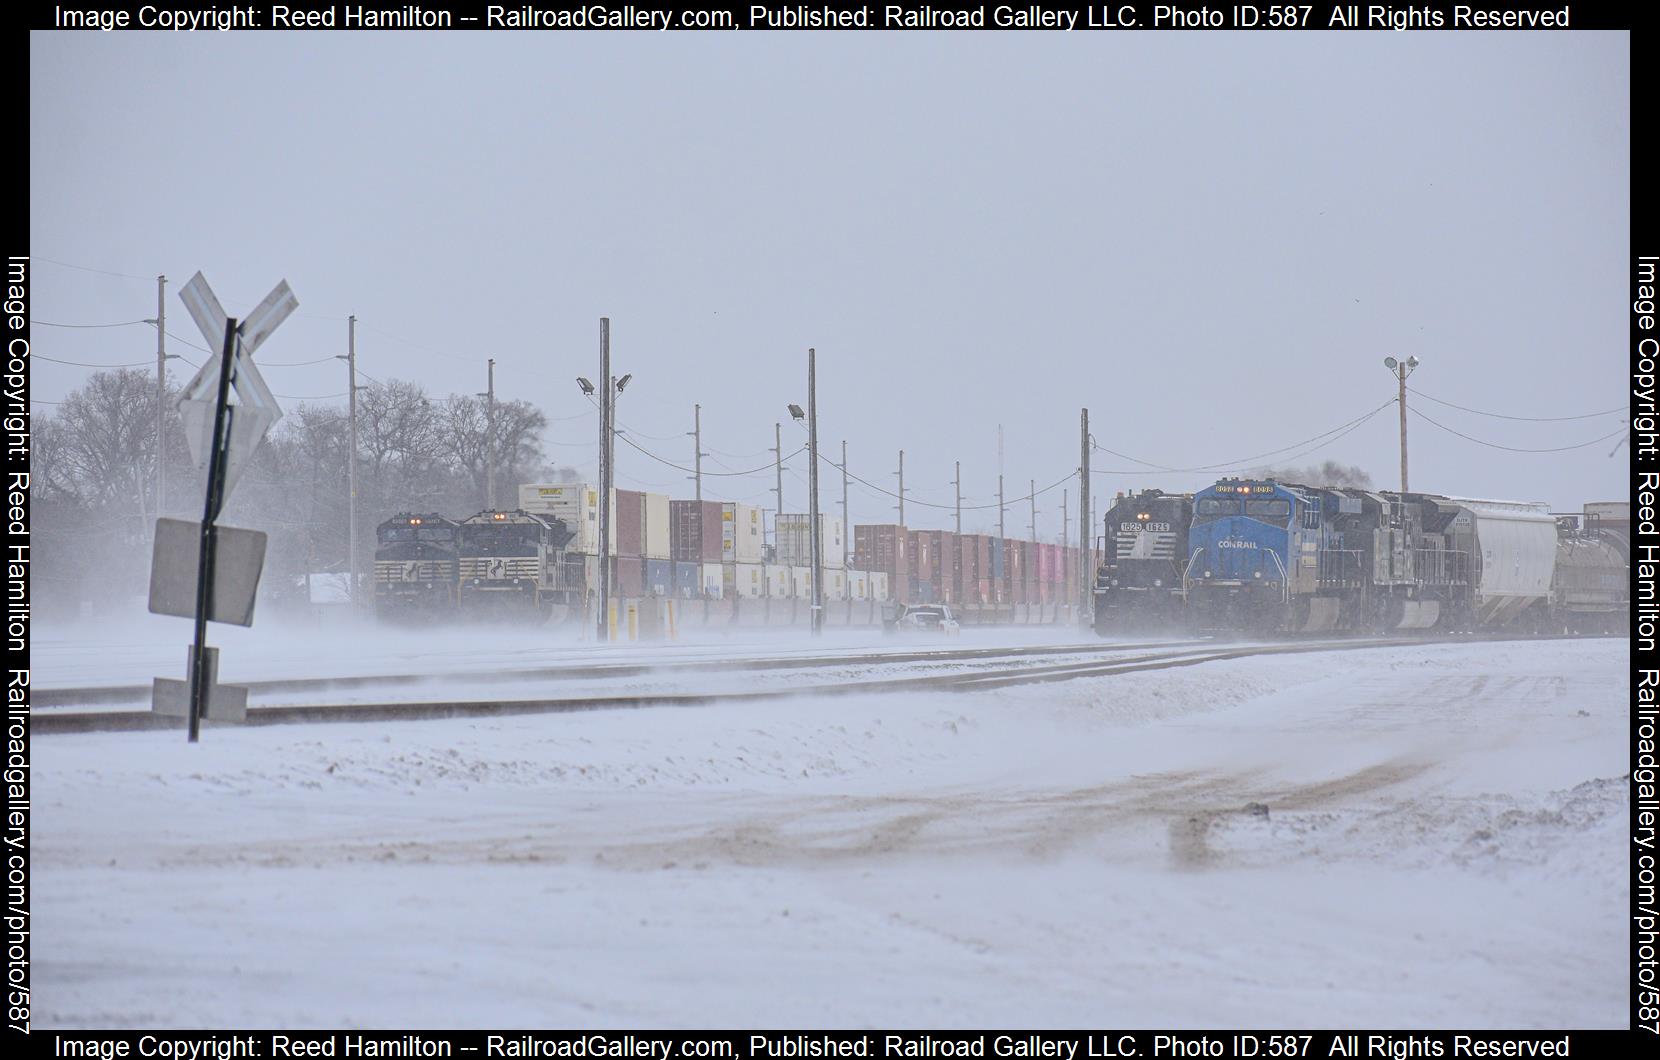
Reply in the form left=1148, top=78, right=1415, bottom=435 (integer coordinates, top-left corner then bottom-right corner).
left=372, top=513, right=460, bottom=620
left=456, top=509, right=579, bottom=619
left=1092, top=489, right=1192, bottom=632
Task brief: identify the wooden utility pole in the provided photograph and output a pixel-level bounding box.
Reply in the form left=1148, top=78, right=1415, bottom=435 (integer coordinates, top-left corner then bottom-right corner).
left=894, top=450, right=905, bottom=526
left=485, top=358, right=496, bottom=509
left=953, top=460, right=962, bottom=536
left=690, top=403, right=703, bottom=501
left=773, top=421, right=783, bottom=536
left=840, top=439, right=849, bottom=567
left=154, top=274, right=167, bottom=517
left=1079, top=407, right=1091, bottom=623
left=345, top=315, right=359, bottom=606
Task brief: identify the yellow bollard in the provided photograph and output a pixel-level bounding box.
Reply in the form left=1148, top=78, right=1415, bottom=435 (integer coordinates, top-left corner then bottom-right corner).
left=607, top=599, right=618, bottom=642
left=627, top=602, right=639, bottom=641
left=667, top=599, right=677, bottom=640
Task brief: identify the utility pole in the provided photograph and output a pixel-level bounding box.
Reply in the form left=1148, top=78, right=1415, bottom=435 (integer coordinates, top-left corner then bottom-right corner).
left=1062, top=490, right=1068, bottom=551
left=1029, top=478, right=1037, bottom=606
left=806, top=348, right=822, bottom=635
left=154, top=274, right=167, bottom=517
left=688, top=403, right=704, bottom=501
left=597, top=318, right=612, bottom=641
left=773, top=421, right=783, bottom=533
left=840, top=439, right=849, bottom=567
left=484, top=358, right=496, bottom=509
left=345, top=315, right=359, bottom=607
left=894, top=450, right=905, bottom=526
left=1079, top=407, right=1091, bottom=624
left=952, top=460, right=962, bottom=536
left=998, top=474, right=1005, bottom=540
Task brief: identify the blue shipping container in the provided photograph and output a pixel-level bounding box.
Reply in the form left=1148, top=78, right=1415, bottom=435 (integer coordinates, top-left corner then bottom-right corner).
left=646, top=559, right=672, bottom=596
left=673, top=561, right=700, bottom=599
left=990, top=538, right=1006, bottom=580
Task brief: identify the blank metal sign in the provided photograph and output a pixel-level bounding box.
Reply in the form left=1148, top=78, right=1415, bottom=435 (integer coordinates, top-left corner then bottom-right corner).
left=147, top=517, right=268, bottom=626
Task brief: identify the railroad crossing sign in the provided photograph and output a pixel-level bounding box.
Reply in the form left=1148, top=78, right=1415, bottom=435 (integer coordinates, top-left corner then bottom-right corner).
left=148, top=517, right=267, bottom=625
left=150, top=271, right=298, bottom=743
left=174, top=272, right=295, bottom=498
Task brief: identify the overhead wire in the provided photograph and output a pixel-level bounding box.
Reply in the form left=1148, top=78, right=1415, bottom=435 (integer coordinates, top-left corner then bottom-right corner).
left=1407, top=387, right=1623, bottom=422
left=1090, top=397, right=1396, bottom=475
left=1406, top=407, right=1627, bottom=453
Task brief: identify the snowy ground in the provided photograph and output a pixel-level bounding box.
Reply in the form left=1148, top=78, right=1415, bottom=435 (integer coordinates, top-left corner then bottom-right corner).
left=31, top=638, right=1628, bottom=1028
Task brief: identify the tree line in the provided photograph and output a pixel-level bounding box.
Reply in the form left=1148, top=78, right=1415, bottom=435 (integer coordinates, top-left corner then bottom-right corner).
left=31, top=367, right=570, bottom=616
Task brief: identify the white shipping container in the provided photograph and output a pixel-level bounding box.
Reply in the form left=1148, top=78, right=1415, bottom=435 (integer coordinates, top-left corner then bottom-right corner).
left=701, top=562, right=725, bottom=600
left=790, top=566, right=812, bottom=599
left=775, top=514, right=846, bottom=569
left=763, top=564, right=792, bottom=599
left=849, top=570, right=869, bottom=601
left=643, top=492, right=671, bottom=560
left=871, top=571, right=890, bottom=602
left=518, top=483, right=616, bottom=555
left=823, top=568, right=846, bottom=601
left=723, top=503, right=764, bottom=564
left=731, top=562, right=765, bottom=599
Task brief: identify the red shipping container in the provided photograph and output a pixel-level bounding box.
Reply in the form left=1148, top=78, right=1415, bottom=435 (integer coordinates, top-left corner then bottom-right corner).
left=614, top=489, right=645, bottom=557
left=613, top=556, right=645, bottom=598
left=854, top=525, right=909, bottom=578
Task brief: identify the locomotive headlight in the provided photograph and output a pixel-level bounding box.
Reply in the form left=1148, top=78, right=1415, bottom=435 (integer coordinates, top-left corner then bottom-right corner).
left=1204, top=570, right=1212, bottom=578
left=1154, top=578, right=1162, bottom=587
left=1254, top=571, right=1261, bottom=578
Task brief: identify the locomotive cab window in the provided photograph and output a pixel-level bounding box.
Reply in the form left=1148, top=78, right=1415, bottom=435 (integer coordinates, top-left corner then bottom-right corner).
left=1196, top=498, right=1240, bottom=516
left=416, top=528, right=453, bottom=542
left=1245, top=499, right=1291, bottom=520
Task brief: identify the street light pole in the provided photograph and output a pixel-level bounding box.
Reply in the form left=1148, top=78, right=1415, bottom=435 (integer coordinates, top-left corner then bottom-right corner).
left=597, top=318, right=612, bottom=641
left=1384, top=356, right=1420, bottom=494
left=689, top=403, right=703, bottom=501
left=806, top=348, right=822, bottom=636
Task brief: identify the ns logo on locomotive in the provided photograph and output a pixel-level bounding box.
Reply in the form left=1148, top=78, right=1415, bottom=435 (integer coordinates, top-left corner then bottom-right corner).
left=1093, top=478, right=1628, bottom=636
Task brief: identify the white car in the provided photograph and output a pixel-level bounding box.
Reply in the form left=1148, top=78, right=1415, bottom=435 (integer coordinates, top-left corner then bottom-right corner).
left=897, top=604, right=960, bottom=635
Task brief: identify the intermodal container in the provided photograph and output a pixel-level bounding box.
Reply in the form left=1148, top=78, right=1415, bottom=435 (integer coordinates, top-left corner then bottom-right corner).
left=673, top=561, right=700, bottom=599
left=854, top=524, right=909, bottom=578
left=614, top=489, right=645, bottom=557
left=701, top=562, right=725, bottom=599
left=671, top=500, right=726, bottom=563
left=642, top=493, right=671, bottom=560
left=776, top=514, right=846, bottom=569
left=518, top=482, right=615, bottom=555
left=870, top=571, right=890, bottom=602
left=614, top=556, right=645, bottom=598
left=645, top=558, right=672, bottom=597
left=849, top=570, right=869, bottom=601
left=723, top=503, right=765, bottom=563
left=763, top=564, right=792, bottom=599
left=728, top=562, right=765, bottom=599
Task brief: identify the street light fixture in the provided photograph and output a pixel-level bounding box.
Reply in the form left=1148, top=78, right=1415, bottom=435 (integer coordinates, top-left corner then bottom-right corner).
left=576, top=376, right=595, bottom=396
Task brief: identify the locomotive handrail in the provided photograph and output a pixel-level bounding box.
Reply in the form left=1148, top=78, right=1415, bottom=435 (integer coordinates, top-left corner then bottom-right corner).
left=1180, top=547, right=1204, bottom=595
left=1266, top=548, right=1290, bottom=604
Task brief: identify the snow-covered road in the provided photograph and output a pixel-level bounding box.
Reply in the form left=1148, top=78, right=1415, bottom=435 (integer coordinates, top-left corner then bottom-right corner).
left=31, top=638, right=1628, bottom=1028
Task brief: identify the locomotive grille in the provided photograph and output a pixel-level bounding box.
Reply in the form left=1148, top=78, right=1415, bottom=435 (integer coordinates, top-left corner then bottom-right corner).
left=460, top=557, right=542, bottom=581
left=375, top=559, right=456, bottom=584
left=1116, top=528, right=1177, bottom=561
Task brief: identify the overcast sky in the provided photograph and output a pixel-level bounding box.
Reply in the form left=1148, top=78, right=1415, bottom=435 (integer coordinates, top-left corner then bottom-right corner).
left=30, top=30, right=1629, bottom=532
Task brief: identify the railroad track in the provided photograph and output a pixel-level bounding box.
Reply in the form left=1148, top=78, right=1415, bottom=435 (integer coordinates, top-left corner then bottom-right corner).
left=35, top=633, right=1593, bottom=736
left=33, top=637, right=1210, bottom=708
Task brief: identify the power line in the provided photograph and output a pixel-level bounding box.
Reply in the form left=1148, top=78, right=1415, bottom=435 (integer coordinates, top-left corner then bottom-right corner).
left=822, top=448, right=1073, bottom=511
left=1090, top=398, right=1395, bottom=475
left=1407, top=387, right=1623, bottom=422
left=1407, top=407, right=1627, bottom=453
left=34, top=354, right=152, bottom=369
left=273, top=391, right=347, bottom=400
left=35, top=257, right=154, bottom=282
left=30, top=318, right=151, bottom=329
